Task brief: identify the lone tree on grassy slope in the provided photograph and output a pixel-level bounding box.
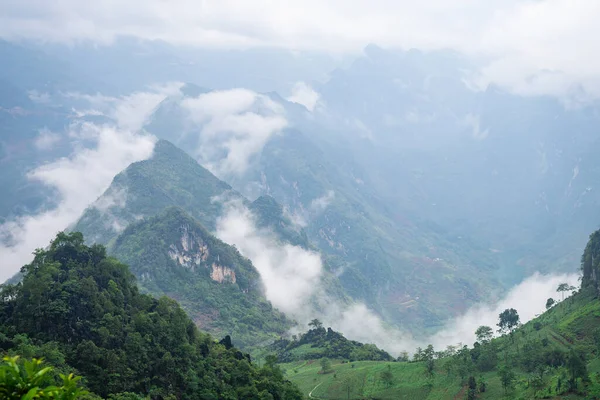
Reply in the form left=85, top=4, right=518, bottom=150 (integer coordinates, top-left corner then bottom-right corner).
left=557, top=283, right=576, bottom=301
left=320, top=357, right=332, bottom=374
left=497, top=308, right=520, bottom=342
left=475, top=325, right=493, bottom=344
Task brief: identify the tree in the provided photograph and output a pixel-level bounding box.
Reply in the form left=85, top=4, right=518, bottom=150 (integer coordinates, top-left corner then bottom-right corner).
left=0, top=356, right=88, bottom=400
left=566, top=350, right=588, bottom=391
left=478, top=376, right=487, bottom=393
left=308, top=319, right=324, bottom=330
left=497, top=308, right=520, bottom=341
left=0, top=232, right=304, bottom=400
left=422, top=344, right=435, bottom=378
left=546, top=298, right=555, bottom=309
left=475, top=326, right=493, bottom=344
left=556, top=283, right=576, bottom=301
left=380, top=365, right=394, bottom=388
left=320, top=357, right=332, bottom=374
left=413, top=347, right=423, bottom=362
left=397, top=351, right=409, bottom=362
left=423, top=344, right=435, bottom=362
left=425, top=359, right=435, bottom=378
left=498, top=365, right=516, bottom=394
left=467, top=376, right=477, bottom=400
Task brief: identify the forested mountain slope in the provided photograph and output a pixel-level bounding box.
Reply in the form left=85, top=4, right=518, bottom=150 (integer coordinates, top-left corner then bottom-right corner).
left=74, top=139, right=239, bottom=246
left=73, top=140, right=324, bottom=350
left=143, top=88, right=504, bottom=334
left=0, top=232, right=302, bottom=399
left=110, top=206, right=291, bottom=350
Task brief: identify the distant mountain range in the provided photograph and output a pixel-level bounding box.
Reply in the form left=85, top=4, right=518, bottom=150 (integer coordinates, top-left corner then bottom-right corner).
left=3, top=38, right=600, bottom=341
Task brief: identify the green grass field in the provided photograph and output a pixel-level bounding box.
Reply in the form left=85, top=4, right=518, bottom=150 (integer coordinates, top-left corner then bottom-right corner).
left=280, top=289, right=600, bottom=399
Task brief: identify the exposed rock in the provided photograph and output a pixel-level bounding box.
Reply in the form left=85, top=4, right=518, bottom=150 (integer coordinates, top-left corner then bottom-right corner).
left=168, top=224, right=210, bottom=271
left=211, top=263, right=237, bottom=284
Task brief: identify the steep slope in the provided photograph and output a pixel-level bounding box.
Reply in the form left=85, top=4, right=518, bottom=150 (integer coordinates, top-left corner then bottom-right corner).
left=74, top=139, right=241, bottom=246
left=110, top=206, right=290, bottom=349
left=236, top=128, right=501, bottom=332
left=141, top=87, right=503, bottom=333
left=0, top=232, right=302, bottom=399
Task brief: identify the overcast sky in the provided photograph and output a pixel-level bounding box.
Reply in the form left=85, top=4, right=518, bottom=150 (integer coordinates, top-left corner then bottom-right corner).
left=1, top=0, right=599, bottom=98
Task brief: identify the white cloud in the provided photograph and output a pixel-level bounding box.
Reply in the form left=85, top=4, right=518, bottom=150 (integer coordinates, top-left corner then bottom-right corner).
left=28, top=90, right=51, bottom=105
left=214, top=198, right=582, bottom=356
left=181, top=89, right=288, bottom=177
left=0, top=124, right=156, bottom=283
left=2, top=1, right=600, bottom=98
left=428, top=272, right=580, bottom=349
left=34, top=128, right=62, bottom=150
left=216, top=199, right=322, bottom=316
left=287, top=82, right=321, bottom=111
left=91, top=186, right=130, bottom=233
left=66, top=82, right=183, bottom=131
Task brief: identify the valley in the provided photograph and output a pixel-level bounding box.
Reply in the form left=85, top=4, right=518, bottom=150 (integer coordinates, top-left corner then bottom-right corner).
left=2, top=8, right=600, bottom=398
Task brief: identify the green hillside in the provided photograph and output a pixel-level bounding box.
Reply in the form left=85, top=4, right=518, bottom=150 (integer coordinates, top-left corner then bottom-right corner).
left=74, top=139, right=240, bottom=246
left=0, top=232, right=302, bottom=399
left=279, top=230, right=600, bottom=399
left=73, top=140, right=328, bottom=350
left=269, top=321, right=393, bottom=363
left=110, top=206, right=290, bottom=350
left=283, top=289, right=600, bottom=399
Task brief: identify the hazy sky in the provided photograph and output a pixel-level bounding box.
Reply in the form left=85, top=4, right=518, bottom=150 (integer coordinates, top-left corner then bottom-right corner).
left=1, top=0, right=599, bottom=98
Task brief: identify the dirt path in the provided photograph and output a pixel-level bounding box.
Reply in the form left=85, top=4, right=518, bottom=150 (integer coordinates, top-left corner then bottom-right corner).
left=309, top=382, right=324, bottom=399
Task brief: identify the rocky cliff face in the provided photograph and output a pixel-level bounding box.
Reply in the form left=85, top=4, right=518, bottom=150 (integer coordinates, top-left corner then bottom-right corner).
left=582, top=230, right=600, bottom=294
left=167, top=223, right=237, bottom=284
left=210, top=264, right=236, bottom=283
left=167, top=224, right=209, bottom=272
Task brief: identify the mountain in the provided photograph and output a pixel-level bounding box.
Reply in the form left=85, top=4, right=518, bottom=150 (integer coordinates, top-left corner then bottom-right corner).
left=269, top=323, right=393, bottom=363
left=282, top=231, right=600, bottom=399
left=73, top=139, right=331, bottom=349
left=236, top=127, right=502, bottom=331
left=314, top=45, right=600, bottom=280
left=75, top=139, right=309, bottom=248
left=0, top=232, right=303, bottom=399
left=142, top=87, right=503, bottom=333
left=110, top=206, right=291, bottom=349
left=74, top=139, right=241, bottom=246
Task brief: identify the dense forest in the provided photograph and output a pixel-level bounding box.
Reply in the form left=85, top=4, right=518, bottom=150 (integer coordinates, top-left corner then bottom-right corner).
left=111, top=206, right=291, bottom=350
left=0, top=232, right=302, bottom=399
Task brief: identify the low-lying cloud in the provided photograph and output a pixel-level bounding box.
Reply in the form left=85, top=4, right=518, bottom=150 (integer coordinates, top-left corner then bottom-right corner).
left=215, top=197, right=581, bottom=356
left=2, top=1, right=600, bottom=99
left=34, top=128, right=62, bottom=150
left=66, top=82, right=183, bottom=131
left=216, top=199, right=322, bottom=316
left=287, top=82, right=321, bottom=112
left=428, top=272, right=580, bottom=349
left=0, top=124, right=155, bottom=283
left=181, top=89, right=288, bottom=177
